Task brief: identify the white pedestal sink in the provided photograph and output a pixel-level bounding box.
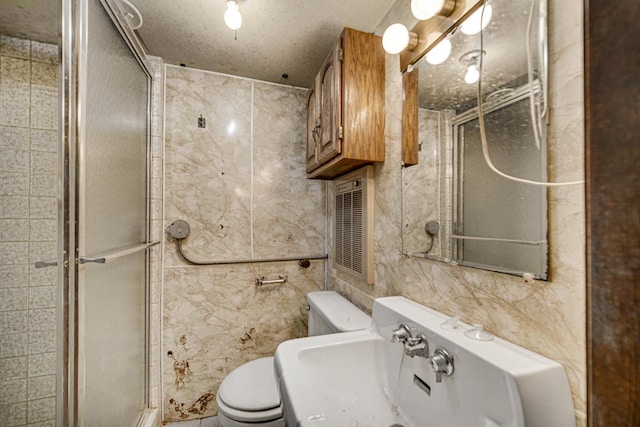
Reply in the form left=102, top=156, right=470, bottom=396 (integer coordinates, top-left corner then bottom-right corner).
left=275, top=296, right=575, bottom=427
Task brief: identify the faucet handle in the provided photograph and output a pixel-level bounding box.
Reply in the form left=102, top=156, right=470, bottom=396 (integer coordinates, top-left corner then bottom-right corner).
left=430, top=347, right=454, bottom=383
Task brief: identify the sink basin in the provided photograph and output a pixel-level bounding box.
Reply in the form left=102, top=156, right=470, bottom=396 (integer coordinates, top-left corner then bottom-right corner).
left=276, top=330, right=404, bottom=426
left=275, top=296, right=575, bottom=427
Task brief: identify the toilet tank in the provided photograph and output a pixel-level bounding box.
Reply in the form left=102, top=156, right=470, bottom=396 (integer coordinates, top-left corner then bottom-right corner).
left=307, top=291, right=371, bottom=336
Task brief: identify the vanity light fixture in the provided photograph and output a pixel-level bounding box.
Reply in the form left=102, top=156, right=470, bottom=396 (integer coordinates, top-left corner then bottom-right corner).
left=459, top=49, right=485, bottom=84
left=460, top=3, right=492, bottom=35
left=464, top=63, right=480, bottom=84
left=425, top=37, right=451, bottom=65
left=224, top=0, right=242, bottom=30
left=382, top=23, right=418, bottom=54
left=411, top=0, right=457, bottom=20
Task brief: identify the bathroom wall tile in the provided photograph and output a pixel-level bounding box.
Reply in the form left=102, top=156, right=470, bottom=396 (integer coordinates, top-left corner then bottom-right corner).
left=0, top=126, right=28, bottom=150
left=30, top=152, right=57, bottom=175
left=28, top=265, right=56, bottom=288
left=28, top=242, right=56, bottom=265
left=1, top=57, right=30, bottom=84
left=0, top=196, right=29, bottom=218
left=0, top=311, right=28, bottom=334
left=0, top=379, right=27, bottom=404
left=30, top=42, right=57, bottom=64
left=27, top=396, right=55, bottom=423
left=27, top=352, right=56, bottom=377
left=151, top=114, right=162, bottom=138
left=151, top=157, right=162, bottom=181
left=30, top=85, right=58, bottom=131
left=30, top=129, right=57, bottom=153
left=0, top=242, right=28, bottom=264
left=151, top=135, right=163, bottom=159
left=0, top=219, right=28, bottom=241
left=30, top=63, right=57, bottom=87
left=28, top=330, right=56, bottom=354
left=0, top=266, right=28, bottom=288
left=1, top=36, right=30, bottom=59
left=27, top=287, right=56, bottom=310
left=0, top=356, right=27, bottom=380
left=28, top=420, right=55, bottom=427
left=27, top=375, right=55, bottom=400
left=0, top=401, right=27, bottom=426
left=28, top=309, right=55, bottom=332
left=0, top=288, right=27, bottom=312
left=0, top=149, right=29, bottom=173
left=0, top=84, right=30, bottom=127
left=0, top=172, right=28, bottom=196
left=29, top=198, right=56, bottom=220
left=0, top=333, right=28, bottom=358
left=164, top=67, right=253, bottom=267
left=29, top=220, right=57, bottom=242
left=251, top=82, right=325, bottom=259
left=162, top=263, right=322, bottom=421
left=29, top=174, right=56, bottom=197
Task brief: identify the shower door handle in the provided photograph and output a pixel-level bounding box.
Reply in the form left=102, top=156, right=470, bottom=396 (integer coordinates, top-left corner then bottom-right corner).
left=35, top=260, right=58, bottom=269
left=78, top=241, right=160, bottom=265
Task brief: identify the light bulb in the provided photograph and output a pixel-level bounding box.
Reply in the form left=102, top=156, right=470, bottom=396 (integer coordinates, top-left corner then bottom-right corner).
left=425, top=38, right=451, bottom=65
left=224, top=0, right=242, bottom=30
left=382, top=23, right=410, bottom=54
left=460, top=4, right=492, bottom=35
left=411, top=0, right=446, bottom=20
left=464, top=64, right=480, bottom=84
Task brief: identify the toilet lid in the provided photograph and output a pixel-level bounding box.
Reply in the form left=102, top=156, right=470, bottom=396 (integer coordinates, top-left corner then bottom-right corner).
left=218, top=356, right=281, bottom=412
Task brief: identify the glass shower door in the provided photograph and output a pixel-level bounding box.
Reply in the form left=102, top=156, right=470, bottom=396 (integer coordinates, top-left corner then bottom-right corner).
left=73, top=0, right=151, bottom=425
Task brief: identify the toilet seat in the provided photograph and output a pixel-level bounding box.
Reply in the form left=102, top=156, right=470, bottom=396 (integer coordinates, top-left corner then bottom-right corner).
left=217, top=357, right=283, bottom=424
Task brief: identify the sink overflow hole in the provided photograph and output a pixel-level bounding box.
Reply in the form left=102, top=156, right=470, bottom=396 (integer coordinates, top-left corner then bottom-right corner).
left=413, top=374, right=431, bottom=396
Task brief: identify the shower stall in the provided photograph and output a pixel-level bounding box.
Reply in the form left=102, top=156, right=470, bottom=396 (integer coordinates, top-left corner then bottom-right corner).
left=0, top=0, right=160, bottom=425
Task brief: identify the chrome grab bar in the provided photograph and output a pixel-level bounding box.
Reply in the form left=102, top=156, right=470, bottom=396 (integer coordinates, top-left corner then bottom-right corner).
left=255, top=274, right=288, bottom=286
left=451, top=235, right=546, bottom=246
left=79, top=241, right=160, bottom=265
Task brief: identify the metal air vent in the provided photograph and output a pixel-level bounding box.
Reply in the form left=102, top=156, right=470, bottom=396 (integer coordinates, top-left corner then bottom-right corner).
left=333, top=166, right=374, bottom=284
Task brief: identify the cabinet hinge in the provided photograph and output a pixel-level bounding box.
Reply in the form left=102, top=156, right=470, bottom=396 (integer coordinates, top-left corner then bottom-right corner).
left=339, top=48, right=344, bottom=62
left=339, top=125, right=343, bottom=139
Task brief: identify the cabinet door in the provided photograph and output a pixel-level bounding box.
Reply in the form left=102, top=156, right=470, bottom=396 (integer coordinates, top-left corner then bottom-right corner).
left=305, top=80, right=319, bottom=172
left=317, top=45, right=341, bottom=164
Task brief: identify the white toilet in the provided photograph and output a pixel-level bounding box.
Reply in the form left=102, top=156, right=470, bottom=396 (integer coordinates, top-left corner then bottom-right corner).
left=215, top=291, right=371, bottom=427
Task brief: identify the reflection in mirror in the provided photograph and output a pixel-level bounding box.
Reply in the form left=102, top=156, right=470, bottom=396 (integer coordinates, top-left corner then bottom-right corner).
left=402, top=0, right=549, bottom=279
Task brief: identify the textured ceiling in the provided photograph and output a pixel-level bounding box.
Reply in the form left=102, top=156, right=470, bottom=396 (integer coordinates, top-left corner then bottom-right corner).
left=0, top=0, right=59, bottom=44
left=127, top=0, right=396, bottom=87
left=0, top=0, right=396, bottom=88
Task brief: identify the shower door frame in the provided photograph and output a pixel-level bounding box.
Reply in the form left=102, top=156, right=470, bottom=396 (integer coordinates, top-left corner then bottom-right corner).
left=59, top=0, right=155, bottom=425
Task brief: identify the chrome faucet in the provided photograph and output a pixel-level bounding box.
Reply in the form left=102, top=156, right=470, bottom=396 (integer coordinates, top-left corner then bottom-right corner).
left=391, top=323, right=429, bottom=358
left=391, top=324, right=412, bottom=344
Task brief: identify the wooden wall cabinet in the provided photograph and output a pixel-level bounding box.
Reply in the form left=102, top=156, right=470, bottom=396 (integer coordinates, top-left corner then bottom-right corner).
left=306, top=27, right=385, bottom=180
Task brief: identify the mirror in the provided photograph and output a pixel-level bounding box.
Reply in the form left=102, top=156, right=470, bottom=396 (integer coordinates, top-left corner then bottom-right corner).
left=401, top=0, right=549, bottom=279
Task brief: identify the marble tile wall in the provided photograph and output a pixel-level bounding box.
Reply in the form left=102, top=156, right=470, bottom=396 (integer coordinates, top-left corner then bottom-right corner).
left=162, top=66, right=325, bottom=422
left=0, top=35, right=58, bottom=427
left=328, top=0, right=587, bottom=424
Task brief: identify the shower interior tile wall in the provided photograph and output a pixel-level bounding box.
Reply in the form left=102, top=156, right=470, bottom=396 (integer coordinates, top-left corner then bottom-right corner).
left=0, top=35, right=58, bottom=427
left=161, top=65, right=325, bottom=422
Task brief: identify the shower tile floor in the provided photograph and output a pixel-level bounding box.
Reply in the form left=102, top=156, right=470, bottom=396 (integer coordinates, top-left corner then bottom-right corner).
left=165, top=416, right=220, bottom=427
